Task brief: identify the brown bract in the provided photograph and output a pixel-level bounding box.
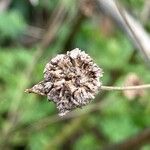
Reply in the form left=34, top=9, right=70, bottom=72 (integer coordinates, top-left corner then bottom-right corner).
left=26, top=48, right=103, bottom=116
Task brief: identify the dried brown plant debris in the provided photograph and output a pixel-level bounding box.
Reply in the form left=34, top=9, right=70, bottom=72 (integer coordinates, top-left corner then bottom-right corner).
left=25, top=48, right=103, bottom=116
left=123, top=73, right=145, bottom=100
left=79, top=0, right=95, bottom=17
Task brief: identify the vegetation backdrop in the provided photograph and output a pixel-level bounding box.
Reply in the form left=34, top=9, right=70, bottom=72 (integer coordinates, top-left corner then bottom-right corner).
left=0, top=0, right=150, bottom=150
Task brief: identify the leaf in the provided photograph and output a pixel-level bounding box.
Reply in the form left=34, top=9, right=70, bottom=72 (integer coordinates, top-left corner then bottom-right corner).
left=99, top=115, right=139, bottom=142
left=0, top=11, right=26, bottom=40
left=73, top=133, right=100, bottom=150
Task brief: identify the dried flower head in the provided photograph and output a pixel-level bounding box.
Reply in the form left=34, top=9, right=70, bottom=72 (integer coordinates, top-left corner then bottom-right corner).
left=123, top=73, right=145, bottom=100
left=25, top=48, right=103, bottom=116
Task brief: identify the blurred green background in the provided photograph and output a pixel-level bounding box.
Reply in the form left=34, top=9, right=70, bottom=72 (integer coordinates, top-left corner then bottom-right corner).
left=0, top=0, right=150, bottom=150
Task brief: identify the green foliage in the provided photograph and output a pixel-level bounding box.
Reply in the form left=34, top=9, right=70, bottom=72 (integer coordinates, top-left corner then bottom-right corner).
left=100, top=116, right=139, bottom=142
left=0, top=0, right=150, bottom=149
left=38, top=0, right=58, bottom=10
left=73, top=133, right=100, bottom=150
left=122, top=0, right=144, bottom=10
left=0, top=48, right=31, bottom=112
left=28, top=131, right=50, bottom=150
left=75, top=21, right=133, bottom=70
left=0, top=11, right=26, bottom=40
left=142, top=144, right=150, bottom=150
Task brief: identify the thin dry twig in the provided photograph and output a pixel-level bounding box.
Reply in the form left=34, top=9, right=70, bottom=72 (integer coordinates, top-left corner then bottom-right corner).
left=25, top=84, right=150, bottom=96
left=114, top=0, right=150, bottom=66
left=23, top=25, right=45, bottom=40
left=40, top=1, right=66, bottom=50
left=101, top=84, right=150, bottom=91
left=0, top=0, right=11, bottom=12
left=96, top=0, right=150, bottom=64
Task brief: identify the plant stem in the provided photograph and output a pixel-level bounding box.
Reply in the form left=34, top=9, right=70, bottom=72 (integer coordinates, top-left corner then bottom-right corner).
left=101, top=84, right=150, bottom=91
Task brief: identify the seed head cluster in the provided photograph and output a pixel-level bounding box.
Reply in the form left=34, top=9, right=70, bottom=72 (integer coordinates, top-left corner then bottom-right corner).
left=26, top=48, right=103, bottom=116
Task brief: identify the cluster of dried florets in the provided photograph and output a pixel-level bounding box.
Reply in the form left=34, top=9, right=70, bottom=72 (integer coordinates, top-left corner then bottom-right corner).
left=26, top=48, right=103, bottom=116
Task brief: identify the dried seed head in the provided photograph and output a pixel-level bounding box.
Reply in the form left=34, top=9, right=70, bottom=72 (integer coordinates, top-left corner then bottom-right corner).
left=26, top=48, right=103, bottom=116
left=123, top=73, right=145, bottom=100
